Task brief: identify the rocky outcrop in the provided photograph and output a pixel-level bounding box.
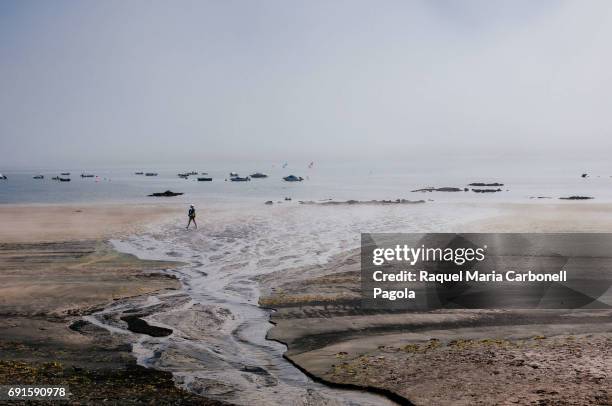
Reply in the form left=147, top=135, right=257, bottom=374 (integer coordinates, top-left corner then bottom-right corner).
left=148, top=190, right=184, bottom=197
left=412, top=187, right=464, bottom=192
left=468, top=182, right=504, bottom=186
left=299, top=199, right=426, bottom=205
left=472, top=188, right=502, bottom=193
left=559, top=196, right=594, bottom=200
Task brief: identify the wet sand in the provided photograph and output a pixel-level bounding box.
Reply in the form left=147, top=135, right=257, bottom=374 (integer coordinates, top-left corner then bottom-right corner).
left=259, top=203, right=612, bottom=405
left=0, top=204, right=225, bottom=404
left=0, top=203, right=181, bottom=243
left=3, top=201, right=612, bottom=404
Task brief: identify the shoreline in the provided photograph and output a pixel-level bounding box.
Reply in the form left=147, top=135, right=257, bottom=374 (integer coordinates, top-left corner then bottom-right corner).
left=2, top=201, right=612, bottom=404
left=0, top=203, right=225, bottom=404
left=258, top=202, right=612, bottom=405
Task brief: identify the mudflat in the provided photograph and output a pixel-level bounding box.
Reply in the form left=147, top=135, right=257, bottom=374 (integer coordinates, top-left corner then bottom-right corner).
left=0, top=204, right=225, bottom=404
left=259, top=203, right=612, bottom=405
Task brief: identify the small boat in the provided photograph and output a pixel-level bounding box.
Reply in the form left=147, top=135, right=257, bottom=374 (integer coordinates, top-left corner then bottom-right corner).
left=283, top=175, right=303, bottom=182
left=188, top=171, right=198, bottom=175
left=230, top=176, right=251, bottom=182
left=250, top=172, right=268, bottom=178
left=201, top=172, right=208, bottom=175
left=145, top=172, right=158, bottom=176
left=81, top=173, right=95, bottom=178
left=0, top=174, right=7, bottom=180
left=33, top=175, right=44, bottom=179
left=229, top=172, right=239, bottom=177
left=197, top=177, right=213, bottom=181
left=59, top=177, right=71, bottom=182
left=135, top=172, right=144, bottom=175
left=52, top=176, right=60, bottom=180
left=61, top=172, right=70, bottom=176
left=178, top=173, right=190, bottom=178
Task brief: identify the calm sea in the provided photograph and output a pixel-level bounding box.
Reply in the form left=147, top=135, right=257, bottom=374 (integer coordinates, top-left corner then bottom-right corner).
left=1, top=159, right=611, bottom=205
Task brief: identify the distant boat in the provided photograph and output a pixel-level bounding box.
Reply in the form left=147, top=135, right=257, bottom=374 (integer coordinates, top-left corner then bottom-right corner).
left=135, top=172, right=144, bottom=175
left=59, top=177, right=71, bottom=182
left=230, top=176, right=251, bottom=182
left=52, top=176, right=60, bottom=180
left=197, top=177, right=213, bottom=181
left=81, top=173, right=95, bottom=178
left=187, top=171, right=198, bottom=175
left=178, top=173, right=189, bottom=178
left=61, top=172, right=70, bottom=176
left=0, top=174, right=7, bottom=180
left=283, top=175, right=304, bottom=182
left=33, top=175, right=44, bottom=179
left=250, top=172, right=268, bottom=178
left=229, top=172, right=239, bottom=177
left=201, top=172, right=208, bottom=175
left=145, top=172, right=158, bottom=176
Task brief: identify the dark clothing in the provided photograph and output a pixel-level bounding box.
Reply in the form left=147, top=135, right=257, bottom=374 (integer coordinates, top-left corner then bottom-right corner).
left=186, top=207, right=197, bottom=229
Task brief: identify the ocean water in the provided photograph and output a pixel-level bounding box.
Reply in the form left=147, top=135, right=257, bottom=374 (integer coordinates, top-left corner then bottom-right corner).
left=1, top=160, right=612, bottom=205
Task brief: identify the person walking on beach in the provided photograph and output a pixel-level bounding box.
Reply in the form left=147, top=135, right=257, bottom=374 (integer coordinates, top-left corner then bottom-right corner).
left=186, top=204, right=197, bottom=229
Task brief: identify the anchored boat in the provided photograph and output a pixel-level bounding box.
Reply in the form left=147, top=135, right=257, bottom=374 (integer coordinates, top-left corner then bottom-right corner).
left=283, top=175, right=304, bottom=182
left=250, top=172, right=268, bottom=178
left=230, top=176, right=251, bottom=182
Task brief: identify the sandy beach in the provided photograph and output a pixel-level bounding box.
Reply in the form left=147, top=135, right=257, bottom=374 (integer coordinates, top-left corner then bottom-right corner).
left=259, top=203, right=612, bottom=405
left=2, top=201, right=612, bottom=405
left=0, top=203, right=182, bottom=243
left=0, top=204, right=225, bottom=404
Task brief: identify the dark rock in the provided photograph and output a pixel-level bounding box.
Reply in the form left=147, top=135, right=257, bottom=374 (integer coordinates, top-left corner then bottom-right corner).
left=559, top=196, right=594, bottom=200
left=412, top=187, right=463, bottom=192
left=148, top=190, right=184, bottom=197
left=472, top=188, right=503, bottom=193
left=265, top=201, right=273, bottom=205
left=120, top=315, right=173, bottom=337
left=68, top=319, right=91, bottom=332
left=299, top=199, right=426, bottom=205
left=242, top=365, right=269, bottom=375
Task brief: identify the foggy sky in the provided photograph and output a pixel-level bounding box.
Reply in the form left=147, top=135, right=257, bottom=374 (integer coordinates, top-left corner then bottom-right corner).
left=2, top=0, right=612, bottom=168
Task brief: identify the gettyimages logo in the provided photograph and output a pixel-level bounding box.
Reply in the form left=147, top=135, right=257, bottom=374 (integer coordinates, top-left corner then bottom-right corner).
left=361, top=233, right=612, bottom=310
